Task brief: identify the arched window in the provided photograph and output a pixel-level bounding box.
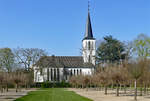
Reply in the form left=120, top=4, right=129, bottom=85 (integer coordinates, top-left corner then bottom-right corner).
left=54, top=69, right=56, bottom=81
left=51, top=68, right=53, bottom=81
left=88, top=41, right=91, bottom=50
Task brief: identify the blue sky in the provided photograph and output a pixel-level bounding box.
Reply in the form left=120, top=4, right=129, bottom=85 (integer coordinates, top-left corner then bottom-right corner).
left=0, top=0, right=149, bottom=56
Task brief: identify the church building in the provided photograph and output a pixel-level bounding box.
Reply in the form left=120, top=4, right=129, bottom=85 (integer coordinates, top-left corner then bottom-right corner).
left=33, top=10, right=96, bottom=83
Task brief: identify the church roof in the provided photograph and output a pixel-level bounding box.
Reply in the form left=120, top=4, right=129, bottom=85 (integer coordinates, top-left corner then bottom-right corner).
left=83, top=12, right=95, bottom=40
left=35, top=56, right=94, bottom=68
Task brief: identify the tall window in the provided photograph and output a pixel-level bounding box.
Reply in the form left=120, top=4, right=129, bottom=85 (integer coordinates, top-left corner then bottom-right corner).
left=88, top=41, right=91, bottom=50
left=57, top=68, right=60, bottom=82
left=54, top=69, right=56, bottom=81
left=47, top=68, right=49, bottom=81
left=51, top=68, right=53, bottom=81
left=91, top=42, right=93, bottom=49
left=74, top=69, right=76, bottom=75
left=80, top=69, right=82, bottom=75
left=77, top=69, right=79, bottom=75
left=89, top=55, right=91, bottom=63
left=70, top=69, right=72, bottom=76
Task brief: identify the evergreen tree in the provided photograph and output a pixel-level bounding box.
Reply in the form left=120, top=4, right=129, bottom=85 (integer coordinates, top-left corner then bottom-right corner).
left=96, top=35, right=126, bottom=63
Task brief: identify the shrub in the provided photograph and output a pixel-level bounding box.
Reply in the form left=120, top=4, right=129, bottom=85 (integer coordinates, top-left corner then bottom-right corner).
left=40, top=81, right=71, bottom=88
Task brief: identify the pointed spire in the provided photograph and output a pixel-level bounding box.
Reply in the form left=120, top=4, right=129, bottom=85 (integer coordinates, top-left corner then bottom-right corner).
left=84, top=0, right=94, bottom=40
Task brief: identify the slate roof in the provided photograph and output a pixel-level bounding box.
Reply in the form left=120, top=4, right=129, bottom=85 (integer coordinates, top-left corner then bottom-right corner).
left=35, top=56, right=94, bottom=68
left=83, top=12, right=95, bottom=40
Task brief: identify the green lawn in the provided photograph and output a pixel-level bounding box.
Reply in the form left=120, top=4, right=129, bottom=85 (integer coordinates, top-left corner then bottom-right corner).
left=15, top=88, right=93, bottom=101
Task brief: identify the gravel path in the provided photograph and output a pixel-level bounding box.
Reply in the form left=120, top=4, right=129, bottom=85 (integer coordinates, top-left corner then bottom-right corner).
left=69, top=88, right=150, bottom=101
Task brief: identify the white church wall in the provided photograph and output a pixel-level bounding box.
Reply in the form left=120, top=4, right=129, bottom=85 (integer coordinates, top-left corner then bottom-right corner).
left=34, top=66, right=95, bottom=83
left=43, top=68, right=48, bottom=82
left=34, top=66, right=65, bottom=83
left=59, top=68, right=64, bottom=82
left=82, top=39, right=96, bottom=65
left=82, top=68, right=94, bottom=75
left=67, top=68, right=94, bottom=75
left=33, top=66, right=44, bottom=83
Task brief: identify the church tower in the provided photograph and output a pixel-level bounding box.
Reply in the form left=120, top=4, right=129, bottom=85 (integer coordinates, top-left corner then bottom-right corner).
left=82, top=3, right=96, bottom=65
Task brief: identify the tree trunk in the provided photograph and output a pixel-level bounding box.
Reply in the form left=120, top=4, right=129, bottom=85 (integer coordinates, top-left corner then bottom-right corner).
left=0, top=85, right=3, bottom=93
left=104, top=85, right=107, bottom=95
left=116, top=84, right=119, bottom=96
left=130, top=83, right=132, bottom=94
left=124, top=84, right=127, bottom=94
left=16, top=84, right=18, bottom=92
left=111, top=83, right=114, bottom=90
left=6, top=83, right=8, bottom=92
left=134, top=80, right=137, bottom=101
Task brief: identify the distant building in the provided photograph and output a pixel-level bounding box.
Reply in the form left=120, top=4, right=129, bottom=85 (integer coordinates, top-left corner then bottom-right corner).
left=33, top=11, right=96, bottom=83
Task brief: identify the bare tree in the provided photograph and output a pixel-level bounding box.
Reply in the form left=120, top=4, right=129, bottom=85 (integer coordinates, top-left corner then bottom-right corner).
left=111, top=66, right=125, bottom=96
left=69, top=76, right=78, bottom=88
left=12, top=71, right=25, bottom=92
left=127, top=60, right=144, bottom=101
left=83, top=75, right=90, bottom=91
left=14, top=48, right=47, bottom=71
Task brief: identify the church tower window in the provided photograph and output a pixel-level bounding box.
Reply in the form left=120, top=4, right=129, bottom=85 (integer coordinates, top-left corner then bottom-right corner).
left=89, top=55, right=91, bottom=63
left=88, top=41, right=91, bottom=50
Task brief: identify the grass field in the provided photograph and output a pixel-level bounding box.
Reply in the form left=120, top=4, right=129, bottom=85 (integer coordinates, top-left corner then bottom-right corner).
left=14, top=88, right=93, bottom=101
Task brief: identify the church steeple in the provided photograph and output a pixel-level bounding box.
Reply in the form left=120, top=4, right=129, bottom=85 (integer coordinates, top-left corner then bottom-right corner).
left=84, top=1, right=94, bottom=40
left=82, top=0, right=96, bottom=65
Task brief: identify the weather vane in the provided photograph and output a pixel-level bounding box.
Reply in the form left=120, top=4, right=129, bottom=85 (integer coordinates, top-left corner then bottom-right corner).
left=88, top=0, right=90, bottom=13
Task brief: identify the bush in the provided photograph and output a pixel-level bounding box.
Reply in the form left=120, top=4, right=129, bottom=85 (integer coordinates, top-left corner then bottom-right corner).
left=40, top=81, right=71, bottom=88
left=41, top=81, right=52, bottom=88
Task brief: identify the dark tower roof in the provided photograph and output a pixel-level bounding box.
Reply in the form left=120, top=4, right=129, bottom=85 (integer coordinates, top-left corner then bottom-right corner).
left=83, top=12, right=95, bottom=40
